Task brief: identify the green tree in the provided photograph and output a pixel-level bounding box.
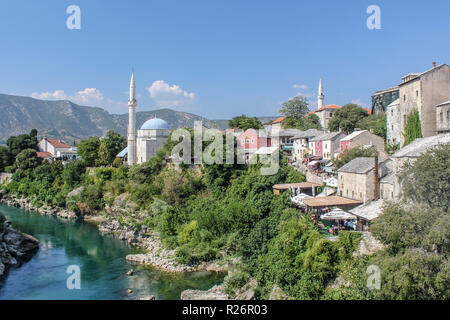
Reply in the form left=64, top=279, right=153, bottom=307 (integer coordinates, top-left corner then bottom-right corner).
left=328, top=104, right=369, bottom=133
left=62, top=160, right=86, bottom=188
left=77, top=136, right=100, bottom=166
left=397, top=143, right=449, bottom=211
left=0, top=146, right=13, bottom=172
left=95, top=141, right=110, bottom=167
left=332, top=146, right=378, bottom=170
left=357, top=113, right=386, bottom=139
left=228, top=115, right=263, bottom=131
left=403, top=110, right=422, bottom=146
left=15, top=148, right=41, bottom=171
left=103, top=131, right=127, bottom=163
left=6, top=129, right=38, bottom=157
left=279, top=96, right=310, bottom=120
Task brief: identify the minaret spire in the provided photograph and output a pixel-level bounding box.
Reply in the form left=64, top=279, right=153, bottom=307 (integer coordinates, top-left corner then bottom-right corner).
left=127, top=70, right=137, bottom=166
left=318, top=78, right=324, bottom=110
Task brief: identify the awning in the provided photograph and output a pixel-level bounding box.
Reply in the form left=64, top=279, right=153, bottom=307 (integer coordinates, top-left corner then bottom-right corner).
left=308, top=160, right=319, bottom=166
left=320, top=208, right=356, bottom=220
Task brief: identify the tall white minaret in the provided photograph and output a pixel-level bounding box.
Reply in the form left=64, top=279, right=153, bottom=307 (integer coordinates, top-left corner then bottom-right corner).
left=318, top=78, right=324, bottom=110
left=127, top=70, right=137, bottom=166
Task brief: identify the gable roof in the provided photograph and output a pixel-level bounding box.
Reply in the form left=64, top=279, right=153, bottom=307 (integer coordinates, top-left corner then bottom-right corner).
left=306, top=104, right=341, bottom=117
left=310, top=131, right=344, bottom=142
left=340, top=130, right=368, bottom=142
left=292, top=129, right=325, bottom=140
left=391, top=133, right=450, bottom=158
left=338, top=157, right=376, bottom=174
left=271, top=117, right=286, bottom=124
left=36, top=151, right=52, bottom=158
left=45, top=138, right=72, bottom=149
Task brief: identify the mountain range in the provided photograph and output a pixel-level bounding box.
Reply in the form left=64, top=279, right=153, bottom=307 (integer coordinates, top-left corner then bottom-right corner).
left=0, top=93, right=277, bottom=144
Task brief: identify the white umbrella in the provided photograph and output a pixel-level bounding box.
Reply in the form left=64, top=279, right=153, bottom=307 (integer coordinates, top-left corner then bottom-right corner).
left=320, top=208, right=356, bottom=220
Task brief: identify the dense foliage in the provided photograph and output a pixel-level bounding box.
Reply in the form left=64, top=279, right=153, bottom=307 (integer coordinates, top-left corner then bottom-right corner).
left=328, top=104, right=369, bottom=134
left=2, top=127, right=448, bottom=300
left=357, top=113, right=386, bottom=139
left=279, top=96, right=322, bottom=130
left=228, top=115, right=263, bottom=131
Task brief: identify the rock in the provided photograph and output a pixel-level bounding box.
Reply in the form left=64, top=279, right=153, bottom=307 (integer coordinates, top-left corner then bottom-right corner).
left=235, top=278, right=258, bottom=300
left=0, top=215, right=39, bottom=279
left=126, top=269, right=134, bottom=276
left=269, top=285, right=291, bottom=300
left=353, top=232, right=384, bottom=257
left=140, top=295, right=156, bottom=300
left=181, top=285, right=231, bottom=300
left=127, top=289, right=133, bottom=294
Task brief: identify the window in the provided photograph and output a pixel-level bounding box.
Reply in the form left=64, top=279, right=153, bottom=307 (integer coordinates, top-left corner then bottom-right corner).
left=391, top=109, right=393, bottom=116
left=416, top=90, right=419, bottom=97
left=404, top=95, right=406, bottom=102
left=329, top=113, right=333, bottom=117
left=441, top=112, right=444, bottom=123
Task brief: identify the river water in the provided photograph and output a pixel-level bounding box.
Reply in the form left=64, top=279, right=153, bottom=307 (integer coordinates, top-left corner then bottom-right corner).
left=0, top=204, right=224, bottom=300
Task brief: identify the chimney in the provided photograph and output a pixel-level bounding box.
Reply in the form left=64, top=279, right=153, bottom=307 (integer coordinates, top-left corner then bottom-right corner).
left=374, top=156, right=379, bottom=200
left=432, top=62, right=436, bottom=68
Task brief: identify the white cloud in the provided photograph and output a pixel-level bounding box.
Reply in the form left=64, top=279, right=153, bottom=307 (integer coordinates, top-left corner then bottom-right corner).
left=351, top=98, right=367, bottom=108
left=147, top=80, right=195, bottom=107
left=32, top=88, right=126, bottom=114
left=293, top=84, right=308, bottom=89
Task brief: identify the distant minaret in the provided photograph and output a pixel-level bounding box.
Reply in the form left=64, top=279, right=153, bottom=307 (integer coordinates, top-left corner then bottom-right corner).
left=127, top=70, right=137, bottom=166
left=318, top=78, right=324, bottom=110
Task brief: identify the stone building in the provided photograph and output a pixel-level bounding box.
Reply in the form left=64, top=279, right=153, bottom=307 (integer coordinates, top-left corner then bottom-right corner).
left=436, top=100, right=450, bottom=134
left=386, top=99, right=401, bottom=145
left=292, top=129, right=324, bottom=162
left=38, top=137, right=78, bottom=161
left=388, top=63, right=450, bottom=145
left=123, top=71, right=171, bottom=165
left=340, top=130, right=388, bottom=160
left=337, top=157, right=390, bottom=204
left=390, top=133, right=450, bottom=200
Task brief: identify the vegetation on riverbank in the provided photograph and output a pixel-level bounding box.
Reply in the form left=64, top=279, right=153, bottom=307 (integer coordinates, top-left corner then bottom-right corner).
left=1, top=129, right=448, bottom=300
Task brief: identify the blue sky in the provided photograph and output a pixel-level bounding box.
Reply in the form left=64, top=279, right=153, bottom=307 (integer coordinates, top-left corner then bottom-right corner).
left=1, top=0, right=449, bottom=119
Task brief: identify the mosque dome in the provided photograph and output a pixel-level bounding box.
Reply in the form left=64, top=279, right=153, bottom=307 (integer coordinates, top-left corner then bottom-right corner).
left=140, top=118, right=170, bottom=130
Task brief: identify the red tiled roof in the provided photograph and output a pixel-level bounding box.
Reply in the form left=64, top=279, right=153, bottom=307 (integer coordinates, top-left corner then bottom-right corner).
left=36, top=152, right=52, bottom=158
left=363, top=108, right=372, bottom=115
left=46, top=138, right=72, bottom=149
left=271, top=117, right=286, bottom=124
left=306, top=104, right=341, bottom=116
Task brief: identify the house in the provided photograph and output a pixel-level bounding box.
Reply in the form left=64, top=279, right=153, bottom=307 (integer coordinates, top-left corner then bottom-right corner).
left=237, top=128, right=271, bottom=162
left=436, top=101, right=450, bottom=134
left=306, top=104, right=341, bottom=129
left=390, top=133, right=450, bottom=200
left=270, top=128, right=303, bottom=155
left=263, top=116, right=286, bottom=134
left=337, top=157, right=391, bottom=204
left=38, top=138, right=78, bottom=161
left=309, top=132, right=345, bottom=160
left=382, top=63, right=450, bottom=145
left=340, top=130, right=387, bottom=159
left=386, top=99, right=401, bottom=145
left=292, top=129, right=325, bottom=162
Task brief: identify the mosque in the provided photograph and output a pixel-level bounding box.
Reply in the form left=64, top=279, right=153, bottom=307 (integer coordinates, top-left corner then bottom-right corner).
left=117, top=71, right=171, bottom=165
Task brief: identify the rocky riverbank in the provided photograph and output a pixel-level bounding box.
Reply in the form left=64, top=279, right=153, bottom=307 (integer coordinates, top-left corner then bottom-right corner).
left=0, top=213, right=39, bottom=278
left=0, top=191, right=229, bottom=273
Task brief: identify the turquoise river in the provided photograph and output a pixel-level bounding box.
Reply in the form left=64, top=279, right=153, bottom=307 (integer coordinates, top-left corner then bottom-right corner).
left=0, top=204, right=224, bottom=300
